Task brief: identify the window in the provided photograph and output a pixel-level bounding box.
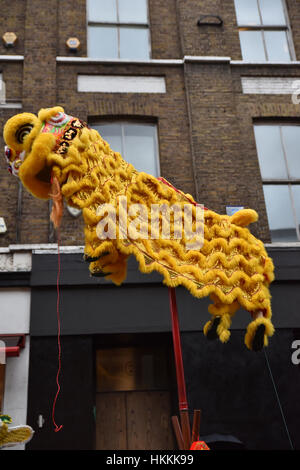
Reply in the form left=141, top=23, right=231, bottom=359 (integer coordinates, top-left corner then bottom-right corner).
left=234, top=0, right=294, bottom=62
left=254, top=124, right=300, bottom=242
left=0, top=73, right=5, bottom=104
left=87, top=0, right=150, bottom=60
left=91, top=121, right=160, bottom=177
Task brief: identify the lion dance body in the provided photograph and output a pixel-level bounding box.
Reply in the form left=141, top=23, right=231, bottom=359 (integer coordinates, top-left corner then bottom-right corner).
left=3, top=107, right=275, bottom=351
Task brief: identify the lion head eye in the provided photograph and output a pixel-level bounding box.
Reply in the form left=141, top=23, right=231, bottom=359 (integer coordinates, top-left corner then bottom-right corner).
left=15, top=124, right=34, bottom=144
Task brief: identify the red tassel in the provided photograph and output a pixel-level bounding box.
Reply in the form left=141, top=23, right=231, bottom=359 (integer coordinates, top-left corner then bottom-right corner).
left=49, top=174, right=63, bottom=432
left=51, top=227, right=63, bottom=433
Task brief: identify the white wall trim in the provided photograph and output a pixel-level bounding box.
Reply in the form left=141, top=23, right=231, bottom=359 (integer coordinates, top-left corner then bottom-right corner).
left=231, top=60, right=300, bottom=66
left=265, top=242, right=300, bottom=248
left=0, top=55, right=24, bottom=62
left=58, top=56, right=300, bottom=67
left=58, top=56, right=232, bottom=65
left=0, top=102, right=22, bottom=109
left=1, top=242, right=299, bottom=256
left=184, top=55, right=231, bottom=63
left=57, top=56, right=183, bottom=65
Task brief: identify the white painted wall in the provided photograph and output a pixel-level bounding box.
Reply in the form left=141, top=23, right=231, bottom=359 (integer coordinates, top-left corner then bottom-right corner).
left=0, top=288, right=31, bottom=450
left=3, top=338, right=30, bottom=450
left=78, top=74, right=166, bottom=93
left=0, top=289, right=30, bottom=334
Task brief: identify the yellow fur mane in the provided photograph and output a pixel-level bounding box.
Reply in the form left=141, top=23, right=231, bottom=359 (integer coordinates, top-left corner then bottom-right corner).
left=3, top=107, right=275, bottom=350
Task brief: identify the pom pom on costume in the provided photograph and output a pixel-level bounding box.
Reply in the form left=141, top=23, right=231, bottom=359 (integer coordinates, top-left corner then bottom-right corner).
left=3, top=107, right=275, bottom=351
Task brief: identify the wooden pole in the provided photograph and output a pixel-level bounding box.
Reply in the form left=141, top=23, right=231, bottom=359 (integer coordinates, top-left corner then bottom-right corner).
left=191, top=409, right=201, bottom=443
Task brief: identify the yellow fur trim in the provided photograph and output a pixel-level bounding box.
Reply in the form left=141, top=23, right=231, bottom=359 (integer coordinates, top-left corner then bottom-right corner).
left=244, top=317, right=275, bottom=350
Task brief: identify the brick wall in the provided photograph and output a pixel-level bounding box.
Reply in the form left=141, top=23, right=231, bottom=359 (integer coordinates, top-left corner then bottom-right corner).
left=1, top=0, right=300, bottom=246
left=56, top=62, right=195, bottom=245
left=0, top=0, right=25, bottom=56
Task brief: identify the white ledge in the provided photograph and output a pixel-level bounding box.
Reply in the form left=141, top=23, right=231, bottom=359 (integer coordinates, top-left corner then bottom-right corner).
left=0, top=102, right=22, bottom=109
left=57, top=56, right=233, bottom=65
left=57, top=56, right=183, bottom=65
left=231, top=60, right=300, bottom=66
left=265, top=242, right=300, bottom=248
left=59, top=56, right=300, bottom=66
left=33, top=245, right=84, bottom=254
left=3, top=244, right=84, bottom=254
left=184, top=55, right=231, bottom=63
left=1, top=243, right=299, bottom=255
left=0, top=55, right=24, bottom=62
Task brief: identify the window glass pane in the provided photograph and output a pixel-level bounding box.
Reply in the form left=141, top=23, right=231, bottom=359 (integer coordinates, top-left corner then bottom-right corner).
left=93, top=123, right=123, bottom=154
left=291, top=185, right=300, bottom=238
left=87, top=26, right=118, bottom=58
left=259, top=0, right=286, bottom=26
left=87, top=0, right=117, bottom=22
left=118, top=0, right=148, bottom=23
left=234, top=0, right=261, bottom=25
left=119, top=27, right=150, bottom=59
left=123, top=124, right=159, bottom=176
left=239, top=31, right=265, bottom=61
left=281, top=126, right=300, bottom=178
left=264, top=30, right=291, bottom=62
left=254, top=126, right=288, bottom=179
left=263, top=185, right=297, bottom=241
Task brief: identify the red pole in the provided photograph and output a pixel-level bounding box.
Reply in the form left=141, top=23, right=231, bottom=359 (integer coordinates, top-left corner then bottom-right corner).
left=168, top=287, right=188, bottom=411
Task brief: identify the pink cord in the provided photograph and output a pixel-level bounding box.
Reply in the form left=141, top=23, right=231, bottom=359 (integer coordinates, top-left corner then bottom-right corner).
left=52, top=228, right=63, bottom=432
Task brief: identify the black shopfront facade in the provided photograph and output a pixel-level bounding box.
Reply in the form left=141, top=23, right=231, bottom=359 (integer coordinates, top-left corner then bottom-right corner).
left=25, top=246, right=300, bottom=450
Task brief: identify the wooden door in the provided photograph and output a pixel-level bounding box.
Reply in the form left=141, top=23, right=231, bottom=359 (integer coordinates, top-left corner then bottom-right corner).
left=126, top=391, right=174, bottom=450
left=96, top=393, right=127, bottom=450
left=96, top=391, right=174, bottom=450
left=95, top=345, right=175, bottom=450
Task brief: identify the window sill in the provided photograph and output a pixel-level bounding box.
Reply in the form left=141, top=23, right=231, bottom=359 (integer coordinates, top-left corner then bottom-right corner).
left=57, top=56, right=300, bottom=67
left=231, top=60, right=300, bottom=66
left=0, top=55, right=24, bottom=62
left=0, top=102, right=22, bottom=109
left=265, top=242, right=300, bottom=249
left=57, top=56, right=183, bottom=65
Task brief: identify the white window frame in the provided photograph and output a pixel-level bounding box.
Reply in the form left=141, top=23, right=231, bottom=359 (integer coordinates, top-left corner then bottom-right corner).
left=235, top=0, right=296, bottom=62
left=90, top=120, right=161, bottom=177
left=86, top=0, right=152, bottom=60
left=254, top=122, right=300, bottom=242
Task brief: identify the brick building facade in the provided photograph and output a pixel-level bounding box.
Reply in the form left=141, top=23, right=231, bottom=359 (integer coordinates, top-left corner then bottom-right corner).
left=0, top=0, right=300, bottom=450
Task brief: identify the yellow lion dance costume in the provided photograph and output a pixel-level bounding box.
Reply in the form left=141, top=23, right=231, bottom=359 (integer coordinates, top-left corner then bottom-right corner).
left=3, top=106, right=275, bottom=351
